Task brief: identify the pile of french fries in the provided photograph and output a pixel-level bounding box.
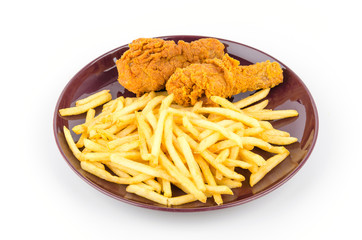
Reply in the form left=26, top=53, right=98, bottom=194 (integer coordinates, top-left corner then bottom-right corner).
left=60, top=88, right=298, bottom=206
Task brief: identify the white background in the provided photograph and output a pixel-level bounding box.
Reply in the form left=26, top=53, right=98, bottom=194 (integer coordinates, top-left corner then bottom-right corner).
left=1, top=0, right=361, bottom=239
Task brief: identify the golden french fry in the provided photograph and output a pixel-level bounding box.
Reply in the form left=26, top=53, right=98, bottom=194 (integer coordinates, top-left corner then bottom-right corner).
left=114, top=140, right=140, bottom=152
left=210, top=96, right=242, bottom=112
left=205, top=185, right=233, bottom=195
left=195, top=155, right=223, bottom=205
left=190, top=118, right=243, bottom=148
left=142, top=95, right=166, bottom=115
left=150, top=109, right=167, bottom=166
left=239, top=148, right=266, bottom=166
left=224, top=159, right=252, bottom=169
left=182, top=116, right=200, bottom=140
left=80, top=161, right=126, bottom=184
left=135, top=113, right=152, bottom=160
left=259, top=120, right=274, bottom=130
left=126, top=184, right=168, bottom=205
left=242, top=137, right=273, bottom=152
left=172, top=123, right=199, bottom=151
left=63, top=126, right=82, bottom=160
left=214, top=149, right=230, bottom=163
left=215, top=178, right=242, bottom=189
left=243, top=99, right=269, bottom=112
left=229, top=146, right=239, bottom=160
left=111, top=92, right=155, bottom=121
left=209, top=140, right=237, bottom=153
left=198, top=132, right=221, bottom=152
left=246, top=110, right=299, bottom=120
left=177, top=136, right=206, bottom=192
left=234, top=88, right=270, bottom=109
left=250, top=151, right=290, bottom=187
left=83, top=139, right=108, bottom=152
left=196, top=107, right=260, bottom=128
left=263, top=129, right=290, bottom=137
left=167, top=194, right=198, bottom=206
left=75, top=90, right=110, bottom=106
left=199, top=120, right=235, bottom=139
left=160, top=93, right=174, bottom=111
left=82, top=152, right=111, bottom=162
left=161, top=178, right=172, bottom=198
left=192, top=101, right=203, bottom=113
left=110, top=154, right=173, bottom=181
left=116, top=124, right=137, bottom=138
left=159, top=152, right=207, bottom=203
left=201, top=151, right=245, bottom=181
left=244, top=127, right=264, bottom=137
left=259, top=133, right=298, bottom=145
left=59, top=92, right=112, bottom=116
left=164, top=114, right=191, bottom=177
left=107, top=134, right=138, bottom=150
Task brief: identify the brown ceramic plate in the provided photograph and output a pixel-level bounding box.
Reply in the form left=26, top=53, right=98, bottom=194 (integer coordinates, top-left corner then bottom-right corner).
left=53, top=35, right=318, bottom=212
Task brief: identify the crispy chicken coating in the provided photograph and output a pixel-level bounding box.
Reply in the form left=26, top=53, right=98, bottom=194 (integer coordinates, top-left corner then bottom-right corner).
left=116, top=38, right=225, bottom=95
left=166, top=54, right=284, bottom=106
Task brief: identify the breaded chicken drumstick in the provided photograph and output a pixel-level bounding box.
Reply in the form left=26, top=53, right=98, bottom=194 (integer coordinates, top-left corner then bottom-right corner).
left=166, top=54, right=284, bottom=106
left=116, top=38, right=225, bottom=96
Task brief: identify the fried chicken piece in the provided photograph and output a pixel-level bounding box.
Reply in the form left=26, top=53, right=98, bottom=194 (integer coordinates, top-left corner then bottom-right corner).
left=116, top=38, right=225, bottom=96
left=166, top=54, right=283, bottom=106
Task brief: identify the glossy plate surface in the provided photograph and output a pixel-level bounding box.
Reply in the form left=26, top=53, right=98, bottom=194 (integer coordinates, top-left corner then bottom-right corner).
left=53, top=35, right=318, bottom=212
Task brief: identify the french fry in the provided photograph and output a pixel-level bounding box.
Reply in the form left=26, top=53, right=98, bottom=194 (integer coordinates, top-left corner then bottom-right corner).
left=75, top=109, right=96, bottom=148
left=110, top=154, right=174, bottom=181
left=150, top=109, right=167, bottom=166
left=126, top=184, right=168, bottom=205
left=209, top=140, right=237, bottom=153
left=263, top=129, right=290, bottom=137
left=107, top=134, right=138, bottom=150
left=214, top=149, right=230, bottom=163
left=159, top=152, right=207, bottom=203
left=216, top=178, right=242, bottom=189
left=182, top=116, right=200, bottom=140
left=259, top=133, right=298, bottom=145
left=205, top=185, right=233, bottom=195
left=246, top=110, right=299, bottom=120
left=224, top=159, right=252, bottom=169
left=75, top=90, right=110, bottom=106
left=161, top=178, right=172, bottom=198
left=164, top=114, right=191, bottom=177
left=114, top=140, right=140, bottom=152
left=190, top=118, right=243, bottom=148
left=196, top=107, right=260, bottom=128
left=63, top=126, right=82, bottom=160
left=142, top=95, right=166, bottom=115
left=234, top=88, right=270, bottom=109
left=199, top=120, right=235, bottom=139
left=201, top=151, right=245, bottom=181
left=177, top=136, right=206, bottom=191
left=195, top=155, right=223, bottom=205
left=81, top=161, right=116, bottom=180
left=116, top=124, right=137, bottom=138
left=167, top=194, right=198, bottom=206
left=244, top=127, right=264, bottom=137
left=111, top=92, right=155, bottom=121
left=83, top=139, right=108, bottom=152
left=239, top=149, right=266, bottom=166
left=210, top=96, right=242, bottom=112
left=59, top=92, right=112, bottom=116
left=243, top=99, right=269, bottom=112
left=250, top=151, right=290, bottom=187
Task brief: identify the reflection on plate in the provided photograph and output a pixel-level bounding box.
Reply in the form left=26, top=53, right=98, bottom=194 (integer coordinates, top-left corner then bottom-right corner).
left=53, top=35, right=318, bottom=212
